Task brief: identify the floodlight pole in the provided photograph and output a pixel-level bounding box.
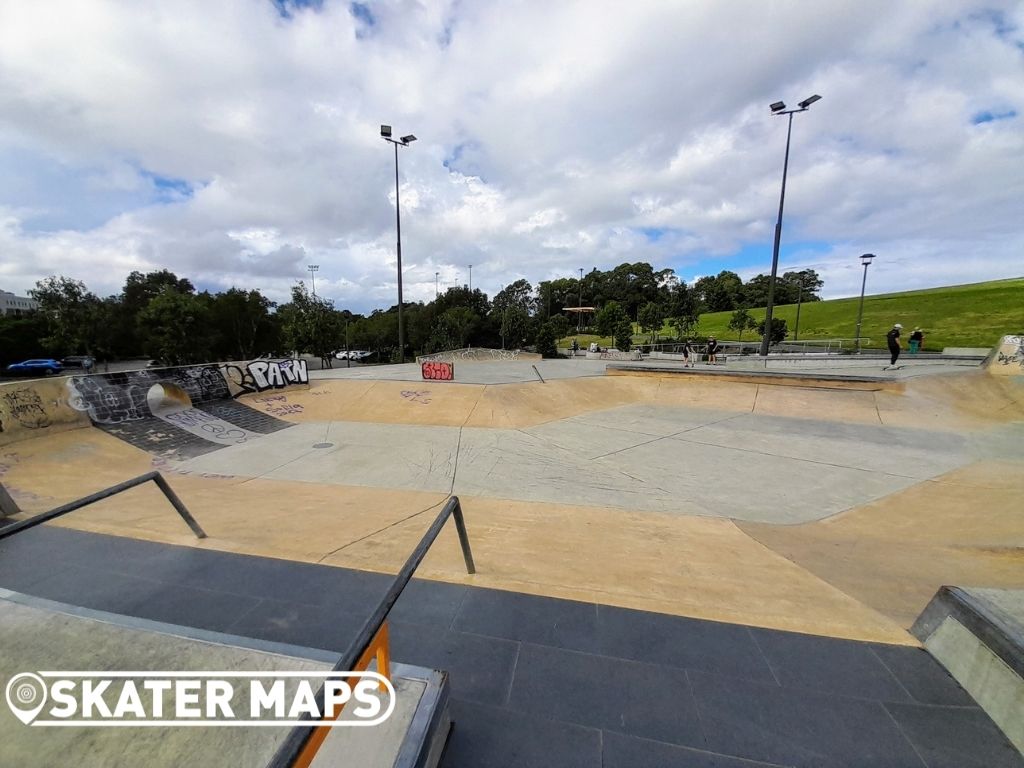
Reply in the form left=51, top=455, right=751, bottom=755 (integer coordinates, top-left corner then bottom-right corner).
left=854, top=253, right=875, bottom=354
left=761, top=96, right=820, bottom=356
left=794, top=279, right=804, bottom=341
left=381, top=126, right=416, bottom=363
left=308, top=264, right=319, bottom=297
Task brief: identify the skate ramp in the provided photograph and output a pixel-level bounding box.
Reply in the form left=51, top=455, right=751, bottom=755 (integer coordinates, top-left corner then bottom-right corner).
left=988, top=335, right=1024, bottom=376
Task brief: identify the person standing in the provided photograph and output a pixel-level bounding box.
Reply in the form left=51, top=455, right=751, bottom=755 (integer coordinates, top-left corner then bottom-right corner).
left=681, top=339, right=693, bottom=367
left=886, top=323, right=903, bottom=367
left=706, top=336, right=720, bottom=365
left=909, top=327, right=924, bottom=354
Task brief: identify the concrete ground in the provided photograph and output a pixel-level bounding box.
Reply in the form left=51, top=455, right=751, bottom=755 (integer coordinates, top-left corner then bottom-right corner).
left=1, top=356, right=1023, bottom=765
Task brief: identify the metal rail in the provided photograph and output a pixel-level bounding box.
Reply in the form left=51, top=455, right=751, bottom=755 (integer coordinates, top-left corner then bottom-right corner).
left=0, top=471, right=206, bottom=541
left=266, top=495, right=475, bottom=768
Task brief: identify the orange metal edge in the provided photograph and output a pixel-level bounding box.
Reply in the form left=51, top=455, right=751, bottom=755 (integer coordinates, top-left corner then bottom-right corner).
left=290, top=620, right=392, bottom=768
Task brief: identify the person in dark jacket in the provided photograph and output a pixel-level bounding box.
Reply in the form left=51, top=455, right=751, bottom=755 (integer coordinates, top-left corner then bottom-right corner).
left=909, top=328, right=924, bottom=354
left=886, top=323, right=903, bottom=367
left=706, top=336, right=720, bottom=365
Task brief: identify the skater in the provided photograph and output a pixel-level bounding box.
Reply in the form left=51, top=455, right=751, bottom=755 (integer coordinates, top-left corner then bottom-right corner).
left=570, top=338, right=579, bottom=357
left=706, top=336, right=720, bottom=365
left=909, top=327, right=924, bottom=354
left=681, top=339, right=694, bottom=367
left=886, top=323, right=903, bottom=367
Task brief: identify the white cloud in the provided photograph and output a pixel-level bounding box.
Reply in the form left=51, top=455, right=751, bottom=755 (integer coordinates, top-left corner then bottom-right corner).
left=0, top=0, right=1021, bottom=311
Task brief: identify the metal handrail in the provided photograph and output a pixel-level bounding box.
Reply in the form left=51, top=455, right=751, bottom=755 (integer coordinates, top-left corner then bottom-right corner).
left=266, top=495, right=475, bottom=768
left=0, top=471, right=206, bottom=540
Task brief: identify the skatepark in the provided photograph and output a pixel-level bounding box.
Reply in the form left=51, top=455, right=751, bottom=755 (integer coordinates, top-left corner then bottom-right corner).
left=1, top=340, right=1022, bottom=766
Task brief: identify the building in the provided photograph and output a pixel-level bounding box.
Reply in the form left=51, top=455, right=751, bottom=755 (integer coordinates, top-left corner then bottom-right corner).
left=0, top=289, right=39, bottom=316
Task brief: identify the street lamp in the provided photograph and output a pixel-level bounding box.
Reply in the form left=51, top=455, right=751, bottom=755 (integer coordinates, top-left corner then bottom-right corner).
left=307, top=264, right=319, bottom=297
left=854, top=253, right=875, bottom=353
left=760, top=94, right=821, bottom=356
left=381, top=124, right=416, bottom=363
left=467, top=264, right=472, bottom=292
left=435, top=271, right=440, bottom=299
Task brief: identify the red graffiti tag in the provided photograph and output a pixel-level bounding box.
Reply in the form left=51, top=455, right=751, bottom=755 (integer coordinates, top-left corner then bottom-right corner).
left=421, top=361, right=454, bottom=381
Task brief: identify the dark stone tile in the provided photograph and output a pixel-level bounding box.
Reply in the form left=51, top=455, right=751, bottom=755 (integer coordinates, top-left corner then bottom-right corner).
left=195, top=401, right=293, bottom=433
left=226, top=598, right=364, bottom=652
left=885, top=702, right=1024, bottom=768
left=507, top=643, right=705, bottom=749
left=453, top=587, right=599, bottom=652
left=597, top=605, right=775, bottom=683
left=870, top=645, right=978, bottom=707
left=390, top=578, right=467, bottom=628
left=750, top=628, right=911, bottom=702
left=122, top=579, right=260, bottom=633
left=390, top=621, right=519, bottom=707
left=0, top=527, right=80, bottom=590
left=18, top=563, right=155, bottom=614
left=441, top=698, right=601, bottom=768
left=690, top=670, right=924, bottom=768
left=603, top=731, right=789, bottom=768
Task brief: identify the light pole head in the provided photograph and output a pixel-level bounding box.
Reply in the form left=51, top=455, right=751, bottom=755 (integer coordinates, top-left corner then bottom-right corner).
left=770, top=101, right=786, bottom=113
left=798, top=95, right=822, bottom=109
left=861, top=253, right=876, bottom=267
left=380, top=125, right=392, bottom=137
left=400, top=134, right=417, bottom=144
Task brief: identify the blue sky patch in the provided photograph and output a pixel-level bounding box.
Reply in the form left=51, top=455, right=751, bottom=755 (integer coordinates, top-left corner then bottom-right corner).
left=350, top=2, right=375, bottom=36
left=972, top=108, right=1017, bottom=124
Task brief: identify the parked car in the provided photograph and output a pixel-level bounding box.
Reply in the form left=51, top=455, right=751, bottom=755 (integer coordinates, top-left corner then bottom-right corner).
left=61, top=355, right=95, bottom=369
left=5, top=359, right=64, bottom=376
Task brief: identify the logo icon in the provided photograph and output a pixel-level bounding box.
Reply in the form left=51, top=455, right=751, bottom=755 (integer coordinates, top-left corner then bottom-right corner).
left=5, top=673, right=47, bottom=725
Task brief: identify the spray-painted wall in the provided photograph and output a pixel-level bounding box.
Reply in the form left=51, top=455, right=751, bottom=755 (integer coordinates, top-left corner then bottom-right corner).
left=0, top=359, right=308, bottom=448
left=0, top=378, right=90, bottom=446
left=987, top=335, right=1024, bottom=376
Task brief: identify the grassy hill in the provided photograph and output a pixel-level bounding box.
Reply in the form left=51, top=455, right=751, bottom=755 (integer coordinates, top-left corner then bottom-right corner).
left=564, top=277, right=1024, bottom=351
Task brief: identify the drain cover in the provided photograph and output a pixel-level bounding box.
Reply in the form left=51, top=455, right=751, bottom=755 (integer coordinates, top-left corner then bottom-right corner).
left=312, top=442, right=334, bottom=449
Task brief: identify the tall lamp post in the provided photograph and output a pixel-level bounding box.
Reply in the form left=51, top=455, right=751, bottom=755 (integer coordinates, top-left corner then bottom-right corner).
left=760, top=94, right=821, bottom=357
left=307, top=264, right=319, bottom=297
left=435, top=271, right=440, bottom=299
left=381, top=125, right=416, bottom=363
left=467, top=264, right=472, bottom=292
left=854, top=253, right=875, bottom=353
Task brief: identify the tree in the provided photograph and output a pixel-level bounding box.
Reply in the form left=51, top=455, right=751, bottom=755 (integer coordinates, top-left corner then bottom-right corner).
left=782, top=269, right=824, bottom=302
left=206, top=288, right=278, bottom=360
left=29, top=276, right=102, bottom=355
left=0, top=312, right=50, bottom=367
left=533, top=321, right=559, bottom=358
left=137, top=288, right=212, bottom=365
left=756, top=317, right=789, bottom=347
left=595, top=301, right=628, bottom=338
left=278, top=282, right=342, bottom=364
left=500, top=307, right=529, bottom=349
left=614, top=318, right=634, bottom=352
left=728, top=308, right=758, bottom=341
left=122, top=269, right=195, bottom=356
left=694, top=270, right=743, bottom=312
left=638, top=302, right=666, bottom=344
left=428, top=307, right=476, bottom=351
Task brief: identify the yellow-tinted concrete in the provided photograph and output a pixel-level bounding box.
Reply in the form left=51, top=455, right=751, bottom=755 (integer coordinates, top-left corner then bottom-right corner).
left=2, top=428, right=912, bottom=644
left=739, top=460, right=1024, bottom=629
left=0, top=377, right=89, bottom=447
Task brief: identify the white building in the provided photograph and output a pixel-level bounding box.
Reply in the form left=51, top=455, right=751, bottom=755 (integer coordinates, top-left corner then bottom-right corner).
left=0, top=290, right=39, bottom=316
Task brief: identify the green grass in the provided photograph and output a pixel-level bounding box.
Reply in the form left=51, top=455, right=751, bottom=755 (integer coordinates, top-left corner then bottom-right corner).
left=561, top=278, right=1024, bottom=351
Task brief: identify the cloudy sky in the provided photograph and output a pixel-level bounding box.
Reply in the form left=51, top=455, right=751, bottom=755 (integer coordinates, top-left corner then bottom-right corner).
left=0, top=0, right=1021, bottom=312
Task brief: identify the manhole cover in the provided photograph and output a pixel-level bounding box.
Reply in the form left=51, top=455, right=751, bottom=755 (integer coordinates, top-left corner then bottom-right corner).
left=312, top=442, right=334, bottom=449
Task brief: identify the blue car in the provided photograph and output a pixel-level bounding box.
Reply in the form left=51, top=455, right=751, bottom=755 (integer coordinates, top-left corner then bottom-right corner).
left=5, top=359, right=64, bottom=377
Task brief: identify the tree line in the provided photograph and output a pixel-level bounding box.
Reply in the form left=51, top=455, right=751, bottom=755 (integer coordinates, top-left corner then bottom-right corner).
left=0, top=264, right=823, bottom=366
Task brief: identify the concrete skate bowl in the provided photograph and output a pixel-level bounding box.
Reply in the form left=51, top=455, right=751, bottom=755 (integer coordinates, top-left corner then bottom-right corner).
left=2, top=356, right=1023, bottom=647
left=416, top=347, right=541, bottom=363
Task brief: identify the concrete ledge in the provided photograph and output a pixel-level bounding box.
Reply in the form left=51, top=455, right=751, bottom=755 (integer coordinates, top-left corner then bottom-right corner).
left=605, top=363, right=904, bottom=391
left=912, top=586, right=1024, bottom=755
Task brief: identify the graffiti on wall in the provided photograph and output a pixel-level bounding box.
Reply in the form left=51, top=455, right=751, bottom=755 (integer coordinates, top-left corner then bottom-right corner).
left=421, top=360, right=455, bottom=381
left=66, top=364, right=230, bottom=425
left=1, top=388, right=53, bottom=430
left=253, top=394, right=305, bottom=417
left=401, top=390, right=432, bottom=405
left=220, top=359, right=309, bottom=396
